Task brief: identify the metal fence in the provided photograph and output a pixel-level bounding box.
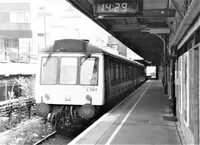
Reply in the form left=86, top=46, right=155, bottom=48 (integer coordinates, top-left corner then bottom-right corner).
left=0, top=97, right=35, bottom=127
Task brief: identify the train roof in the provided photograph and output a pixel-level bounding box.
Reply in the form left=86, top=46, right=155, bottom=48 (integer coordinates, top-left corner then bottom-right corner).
left=39, top=39, right=144, bottom=67
left=39, top=39, right=104, bottom=53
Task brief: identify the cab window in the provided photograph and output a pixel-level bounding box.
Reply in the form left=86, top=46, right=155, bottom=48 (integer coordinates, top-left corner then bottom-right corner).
left=60, top=57, right=78, bottom=84
left=80, top=57, right=98, bottom=85
left=41, top=57, right=57, bottom=84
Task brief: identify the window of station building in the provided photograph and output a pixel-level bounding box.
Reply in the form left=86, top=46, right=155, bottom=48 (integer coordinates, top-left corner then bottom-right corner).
left=5, top=38, right=19, bottom=48
left=19, top=39, right=32, bottom=51
left=19, top=38, right=32, bottom=62
left=3, top=38, right=19, bottom=62
left=0, top=38, right=5, bottom=60
left=60, top=57, right=78, bottom=85
left=0, top=38, right=4, bottom=48
left=10, top=11, right=30, bottom=23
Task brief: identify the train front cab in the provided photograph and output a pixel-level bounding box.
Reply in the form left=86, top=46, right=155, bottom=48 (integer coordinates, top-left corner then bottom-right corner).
left=35, top=53, right=105, bottom=123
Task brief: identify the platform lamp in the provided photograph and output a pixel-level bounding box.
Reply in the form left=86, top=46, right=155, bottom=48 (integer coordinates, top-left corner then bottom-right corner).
left=141, top=28, right=170, bottom=94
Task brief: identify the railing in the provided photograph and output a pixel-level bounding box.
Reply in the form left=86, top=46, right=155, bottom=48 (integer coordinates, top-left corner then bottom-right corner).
left=0, top=50, right=37, bottom=63
left=0, top=97, right=35, bottom=127
left=0, top=36, right=37, bottom=63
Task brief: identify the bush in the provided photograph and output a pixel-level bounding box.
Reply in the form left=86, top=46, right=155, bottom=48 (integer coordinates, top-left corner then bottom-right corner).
left=17, top=75, right=35, bottom=98
left=7, top=75, right=35, bottom=99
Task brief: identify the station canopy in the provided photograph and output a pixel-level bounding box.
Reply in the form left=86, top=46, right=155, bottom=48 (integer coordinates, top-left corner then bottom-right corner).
left=66, top=0, right=176, bottom=65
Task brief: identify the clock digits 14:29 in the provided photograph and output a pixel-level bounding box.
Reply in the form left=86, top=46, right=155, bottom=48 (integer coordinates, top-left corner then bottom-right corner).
left=101, top=3, right=128, bottom=12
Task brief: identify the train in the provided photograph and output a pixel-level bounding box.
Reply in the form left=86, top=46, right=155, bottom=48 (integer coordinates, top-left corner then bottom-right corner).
left=35, top=39, right=146, bottom=130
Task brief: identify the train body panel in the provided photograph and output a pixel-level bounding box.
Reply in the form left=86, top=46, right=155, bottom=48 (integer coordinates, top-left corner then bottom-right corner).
left=107, top=81, right=133, bottom=100
left=35, top=53, right=105, bottom=106
left=36, top=85, right=104, bottom=105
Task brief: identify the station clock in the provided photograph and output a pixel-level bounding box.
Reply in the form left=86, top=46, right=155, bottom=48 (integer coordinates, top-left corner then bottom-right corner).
left=94, top=0, right=143, bottom=17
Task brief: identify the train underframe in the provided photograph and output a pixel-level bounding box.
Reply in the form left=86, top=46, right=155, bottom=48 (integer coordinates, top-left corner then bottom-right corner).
left=36, top=103, right=100, bottom=130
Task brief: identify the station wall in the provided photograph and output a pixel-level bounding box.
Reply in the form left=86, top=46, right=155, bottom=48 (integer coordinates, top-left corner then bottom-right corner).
left=175, top=29, right=200, bottom=145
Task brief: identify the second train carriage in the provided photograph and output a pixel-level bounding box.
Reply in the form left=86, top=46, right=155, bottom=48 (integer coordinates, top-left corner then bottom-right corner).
left=35, top=39, right=146, bottom=129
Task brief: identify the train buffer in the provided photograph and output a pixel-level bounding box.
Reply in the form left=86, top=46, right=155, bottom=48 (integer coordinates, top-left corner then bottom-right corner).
left=68, top=80, right=183, bottom=145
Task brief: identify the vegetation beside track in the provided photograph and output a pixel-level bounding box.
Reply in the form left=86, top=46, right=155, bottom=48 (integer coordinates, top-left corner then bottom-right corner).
left=0, top=117, right=54, bottom=145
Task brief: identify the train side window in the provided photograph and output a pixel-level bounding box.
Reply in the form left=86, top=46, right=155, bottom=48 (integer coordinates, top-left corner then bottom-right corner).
left=116, top=63, right=119, bottom=80
left=125, top=65, right=127, bottom=80
left=130, top=66, right=133, bottom=79
left=120, top=63, right=123, bottom=80
left=122, top=64, right=125, bottom=81
left=110, top=60, right=114, bottom=81
left=127, top=66, right=129, bottom=79
left=132, top=67, right=134, bottom=79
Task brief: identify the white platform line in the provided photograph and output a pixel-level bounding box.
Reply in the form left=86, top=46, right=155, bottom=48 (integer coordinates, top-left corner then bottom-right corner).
left=68, top=81, right=150, bottom=145
left=105, top=81, right=152, bottom=145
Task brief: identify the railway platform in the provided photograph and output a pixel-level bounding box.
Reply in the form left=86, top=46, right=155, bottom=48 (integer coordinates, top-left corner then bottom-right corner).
left=69, top=80, right=183, bottom=145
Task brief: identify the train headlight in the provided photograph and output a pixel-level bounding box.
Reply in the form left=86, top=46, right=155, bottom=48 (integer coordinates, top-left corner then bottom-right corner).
left=45, top=94, right=50, bottom=100
left=78, top=104, right=95, bottom=119
left=36, top=103, right=50, bottom=117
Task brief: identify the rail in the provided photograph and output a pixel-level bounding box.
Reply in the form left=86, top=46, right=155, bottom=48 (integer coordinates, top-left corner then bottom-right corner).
left=33, top=131, right=57, bottom=145
left=0, top=97, right=35, bottom=127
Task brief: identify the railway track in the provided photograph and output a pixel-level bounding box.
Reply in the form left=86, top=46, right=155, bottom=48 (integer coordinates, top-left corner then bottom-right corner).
left=32, top=84, right=143, bottom=145
left=33, top=131, right=57, bottom=145
left=33, top=129, right=82, bottom=145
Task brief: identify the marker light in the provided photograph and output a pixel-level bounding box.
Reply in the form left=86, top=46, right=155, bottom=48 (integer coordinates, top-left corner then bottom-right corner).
left=45, top=94, right=50, bottom=100
left=86, top=95, right=92, bottom=101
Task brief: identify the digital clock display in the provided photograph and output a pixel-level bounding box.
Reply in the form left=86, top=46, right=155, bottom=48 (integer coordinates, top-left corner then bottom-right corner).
left=94, top=0, right=142, bottom=16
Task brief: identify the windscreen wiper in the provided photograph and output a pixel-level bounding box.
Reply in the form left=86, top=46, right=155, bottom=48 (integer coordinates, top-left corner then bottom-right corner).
left=43, top=53, right=52, bottom=66
left=80, top=54, right=91, bottom=66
